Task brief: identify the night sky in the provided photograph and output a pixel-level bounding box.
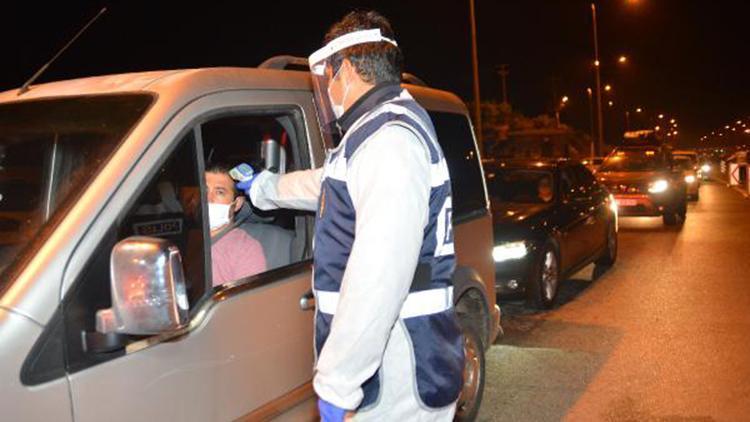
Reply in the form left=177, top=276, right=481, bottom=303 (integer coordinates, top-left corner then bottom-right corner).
left=2, top=1, right=748, bottom=147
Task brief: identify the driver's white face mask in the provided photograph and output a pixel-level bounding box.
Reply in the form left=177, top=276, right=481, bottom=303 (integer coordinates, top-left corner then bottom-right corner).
left=327, top=65, right=351, bottom=119
left=208, top=202, right=232, bottom=231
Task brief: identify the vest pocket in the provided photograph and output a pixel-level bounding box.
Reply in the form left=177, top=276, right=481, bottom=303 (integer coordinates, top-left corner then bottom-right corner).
left=403, top=309, right=465, bottom=408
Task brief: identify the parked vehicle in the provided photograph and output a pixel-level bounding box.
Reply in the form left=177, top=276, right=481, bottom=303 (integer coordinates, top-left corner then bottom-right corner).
left=0, top=62, right=500, bottom=421
left=597, top=144, right=688, bottom=226
left=484, top=159, right=618, bottom=309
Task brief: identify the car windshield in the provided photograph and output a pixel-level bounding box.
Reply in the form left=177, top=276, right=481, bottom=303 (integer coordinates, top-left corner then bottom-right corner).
left=0, top=94, right=152, bottom=288
left=673, top=156, right=695, bottom=171
left=600, top=150, right=666, bottom=172
left=486, top=168, right=555, bottom=204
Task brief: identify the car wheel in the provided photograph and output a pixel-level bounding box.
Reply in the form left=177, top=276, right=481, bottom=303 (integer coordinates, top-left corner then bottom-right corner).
left=663, top=211, right=678, bottom=226
left=694, top=190, right=700, bottom=201
left=527, top=244, right=559, bottom=309
left=678, top=201, right=687, bottom=222
left=454, top=326, right=485, bottom=422
left=595, top=220, right=617, bottom=268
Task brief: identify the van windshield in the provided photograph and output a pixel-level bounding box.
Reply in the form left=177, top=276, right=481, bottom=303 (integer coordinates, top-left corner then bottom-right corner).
left=0, top=94, right=152, bottom=287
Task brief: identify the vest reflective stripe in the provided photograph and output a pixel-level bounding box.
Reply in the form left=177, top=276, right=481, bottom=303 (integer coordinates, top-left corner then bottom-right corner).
left=316, top=287, right=453, bottom=319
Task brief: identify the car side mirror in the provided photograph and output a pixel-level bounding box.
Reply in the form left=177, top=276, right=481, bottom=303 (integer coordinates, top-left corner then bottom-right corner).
left=96, top=236, right=189, bottom=337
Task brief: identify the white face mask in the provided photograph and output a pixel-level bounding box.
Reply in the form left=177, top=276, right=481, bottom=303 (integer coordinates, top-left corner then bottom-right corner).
left=208, top=202, right=232, bottom=231
left=327, top=65, right=351, bottom=119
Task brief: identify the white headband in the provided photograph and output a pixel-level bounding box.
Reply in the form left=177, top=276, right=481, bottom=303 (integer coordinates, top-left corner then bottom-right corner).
left=308, top=28, right=398, bottom=72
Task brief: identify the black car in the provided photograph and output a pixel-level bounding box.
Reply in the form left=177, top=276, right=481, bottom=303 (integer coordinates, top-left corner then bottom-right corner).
left=485, top=159, right=618, bottom=309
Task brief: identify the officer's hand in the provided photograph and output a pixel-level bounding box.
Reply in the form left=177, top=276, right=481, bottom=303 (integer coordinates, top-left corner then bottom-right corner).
left=318, top=399, right=347, bottom=422
left=230, top=163, right=256, bottom=197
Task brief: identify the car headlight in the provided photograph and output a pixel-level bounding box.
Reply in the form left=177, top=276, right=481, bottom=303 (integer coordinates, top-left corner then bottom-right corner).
left=493, top=241, right=528, bottom=262
left=701, top=164, right=711, bottom=173
left=648, top=179, right=669, bottom=193
left=684, top=175, right=696, bottom=184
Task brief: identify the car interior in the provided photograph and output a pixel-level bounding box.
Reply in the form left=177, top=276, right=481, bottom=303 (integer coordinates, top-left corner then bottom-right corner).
left=200, top=113, right=312, bottom=278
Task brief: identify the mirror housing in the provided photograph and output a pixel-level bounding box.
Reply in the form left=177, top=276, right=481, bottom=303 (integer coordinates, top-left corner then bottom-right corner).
left=96, top=236, right=189, bottom=336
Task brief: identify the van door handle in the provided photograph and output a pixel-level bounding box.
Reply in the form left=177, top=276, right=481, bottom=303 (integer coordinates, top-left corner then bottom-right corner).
left=300, top=290, right=315, bottom=311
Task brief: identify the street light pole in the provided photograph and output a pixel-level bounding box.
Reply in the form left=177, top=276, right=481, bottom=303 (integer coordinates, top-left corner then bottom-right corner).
left=497, top=64, right=509, bottom=105
left=587, top=88, right=595, bottom=159
left=625, top=110, right=631, bottom=130
left=591, top=3, right=605, bottom=156
left=469, top=0, right=483, bottom=152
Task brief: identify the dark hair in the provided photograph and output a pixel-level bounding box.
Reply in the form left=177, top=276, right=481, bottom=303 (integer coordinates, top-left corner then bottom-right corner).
left=206, top=163, right=238, bottom=196
left=324, top=10, right=403, bottom=85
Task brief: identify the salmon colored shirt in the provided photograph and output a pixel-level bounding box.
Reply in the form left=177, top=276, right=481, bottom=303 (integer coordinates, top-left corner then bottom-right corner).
left=211, top=228, right=266, bottom=286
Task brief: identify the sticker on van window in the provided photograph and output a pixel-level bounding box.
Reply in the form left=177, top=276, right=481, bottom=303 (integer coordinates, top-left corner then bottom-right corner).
left=133, top=218, right=183, bottom=237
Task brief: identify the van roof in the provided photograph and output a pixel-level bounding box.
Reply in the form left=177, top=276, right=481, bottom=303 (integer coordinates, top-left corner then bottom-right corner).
left=0, top=67, right=468, bottom=114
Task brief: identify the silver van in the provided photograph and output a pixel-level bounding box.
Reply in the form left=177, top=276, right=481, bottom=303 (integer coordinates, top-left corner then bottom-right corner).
left=0, top=62, right=500, bottom=421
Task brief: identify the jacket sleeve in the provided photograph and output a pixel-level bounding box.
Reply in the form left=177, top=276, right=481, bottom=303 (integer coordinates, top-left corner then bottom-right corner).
left=249, top=168, right=323, bottom=212
left=313, top=125, right=432, bottom=409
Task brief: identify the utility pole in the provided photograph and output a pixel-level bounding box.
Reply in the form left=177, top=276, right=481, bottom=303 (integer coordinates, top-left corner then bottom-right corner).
left=497, top=64, right=509, bottom=105
left=469, top=0, right=483, bottom=152
left=591, top=3, right=605, bottom=156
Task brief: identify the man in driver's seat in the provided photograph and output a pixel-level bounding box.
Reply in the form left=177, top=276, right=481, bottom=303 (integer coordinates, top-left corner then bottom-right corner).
left=206, top=164, right=267, bottom=286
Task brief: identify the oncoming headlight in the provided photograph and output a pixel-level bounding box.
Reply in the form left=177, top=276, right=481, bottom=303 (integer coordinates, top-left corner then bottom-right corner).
left=701, top=164, right=711, bottom=173
left=493, top=241, right=528, bottom=262
left=685, top=175, right=696, bottom=184
left=648, top=179, right=669, bottom=193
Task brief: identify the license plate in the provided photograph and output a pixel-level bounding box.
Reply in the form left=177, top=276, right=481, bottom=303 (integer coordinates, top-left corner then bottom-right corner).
left=617, top=198, right=637, bottom=206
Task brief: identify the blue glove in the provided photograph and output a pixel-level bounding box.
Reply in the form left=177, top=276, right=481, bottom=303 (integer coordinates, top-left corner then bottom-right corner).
left=230, top=163, right=256, bottom=196
left=318, top=399, right=347, bottom=422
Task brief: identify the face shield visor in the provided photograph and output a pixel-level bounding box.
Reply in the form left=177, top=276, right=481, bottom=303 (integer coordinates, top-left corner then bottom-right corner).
left=308, top=28, right=398, bottom=133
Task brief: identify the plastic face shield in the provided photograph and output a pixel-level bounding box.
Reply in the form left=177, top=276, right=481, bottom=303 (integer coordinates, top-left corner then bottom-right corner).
left=308, top=28, right=398, bottom=133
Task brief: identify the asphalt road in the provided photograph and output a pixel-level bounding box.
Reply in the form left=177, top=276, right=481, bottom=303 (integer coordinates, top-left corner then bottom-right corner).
left=479, top=181, right=750, bottom=421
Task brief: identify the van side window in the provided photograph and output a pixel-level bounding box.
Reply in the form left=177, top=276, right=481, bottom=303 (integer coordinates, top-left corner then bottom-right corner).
left=428, top=111, right=487, bottom=219
left=199, top=110, right=312, bottom=287
left=62, top=131, right=208, bottom=373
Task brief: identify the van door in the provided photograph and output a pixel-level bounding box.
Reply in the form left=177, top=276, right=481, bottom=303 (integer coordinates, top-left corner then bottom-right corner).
left=62, top=91, right=323, bottom=421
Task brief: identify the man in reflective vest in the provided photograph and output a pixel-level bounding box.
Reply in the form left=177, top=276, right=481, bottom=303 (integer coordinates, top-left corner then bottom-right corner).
left=240, top=10, right=464, bottom=421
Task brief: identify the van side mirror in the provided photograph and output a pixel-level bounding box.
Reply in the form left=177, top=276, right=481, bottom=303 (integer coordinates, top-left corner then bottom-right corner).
left=96, top=236, right=189, bottom=336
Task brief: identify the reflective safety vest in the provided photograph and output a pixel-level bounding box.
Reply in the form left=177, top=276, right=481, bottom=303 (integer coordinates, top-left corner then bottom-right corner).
left=312, top=90, right=464, bottom=409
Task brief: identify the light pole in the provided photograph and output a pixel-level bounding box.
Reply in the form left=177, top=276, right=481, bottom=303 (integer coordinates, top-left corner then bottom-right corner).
left=469, top=0, right=483, bottom=152
left=497, top=64, right=510, bottom=105
left=587, top=88, right=595, bottom=158
left=555, top=96, right=569, bottom=128
left=591, top=3, right=605, bottom=156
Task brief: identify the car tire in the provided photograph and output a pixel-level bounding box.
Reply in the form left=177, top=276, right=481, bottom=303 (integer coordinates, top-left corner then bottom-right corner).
left=663, top=212, right=678, bottom=226
left=454, top=326, right=486, bottom=422
left=526, top=243, right=560, bottom=309
left=678, top=201, right=687, bottom=223
left=595, top=220, right=617, bottom=269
